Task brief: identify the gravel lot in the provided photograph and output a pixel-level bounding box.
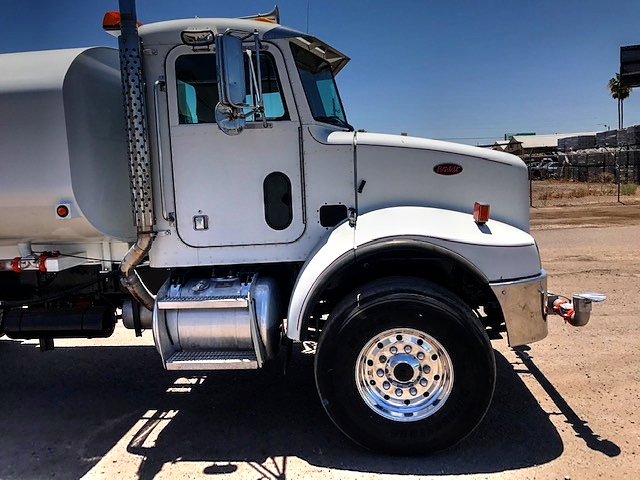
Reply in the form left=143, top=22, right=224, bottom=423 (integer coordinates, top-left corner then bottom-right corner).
left=1, top=204, right=639, bottom=480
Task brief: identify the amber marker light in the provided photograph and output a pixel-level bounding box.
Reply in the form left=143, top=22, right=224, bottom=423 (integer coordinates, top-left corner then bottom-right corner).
left=102, top=11, right=142, bottom=31
left=102, top=11, right=121, bottom=30
left=473, top=202, right=490, bottom=225
left=253, top=16, right=277, bottom=24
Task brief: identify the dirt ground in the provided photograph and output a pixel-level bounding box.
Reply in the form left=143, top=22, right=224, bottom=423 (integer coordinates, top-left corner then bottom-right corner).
left=1, top=200, right=639, bottom=480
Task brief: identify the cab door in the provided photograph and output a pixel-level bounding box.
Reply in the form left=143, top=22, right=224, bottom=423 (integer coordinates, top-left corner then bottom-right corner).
left=165, top=45, right=304, bottom=248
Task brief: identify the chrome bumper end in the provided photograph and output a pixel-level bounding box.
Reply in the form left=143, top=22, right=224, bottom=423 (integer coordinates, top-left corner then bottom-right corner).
left=491, top=271, right=548, bottom=347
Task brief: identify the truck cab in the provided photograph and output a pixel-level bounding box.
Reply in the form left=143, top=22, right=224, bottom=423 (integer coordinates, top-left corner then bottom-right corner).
left=141, top=19, right=354, bottom=265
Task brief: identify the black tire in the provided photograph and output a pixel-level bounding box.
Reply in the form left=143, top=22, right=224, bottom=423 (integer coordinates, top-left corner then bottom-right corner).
left=315, top=277, right=495, bottom=454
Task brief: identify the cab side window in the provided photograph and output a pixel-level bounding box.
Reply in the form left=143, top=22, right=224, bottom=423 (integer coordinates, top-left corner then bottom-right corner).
left=175, top=55, right=218, bottom=124
left=175, top=52, right=288, bottom=125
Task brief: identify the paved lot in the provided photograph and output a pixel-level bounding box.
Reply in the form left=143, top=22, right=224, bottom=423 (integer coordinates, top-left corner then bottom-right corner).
left=1, top=207, right=638, bottom=479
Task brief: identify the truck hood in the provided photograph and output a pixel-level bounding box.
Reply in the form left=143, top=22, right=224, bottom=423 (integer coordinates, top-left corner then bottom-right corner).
left=327, top=131, right=521, bottom=167
left=324, top=130, right=530, bottom=232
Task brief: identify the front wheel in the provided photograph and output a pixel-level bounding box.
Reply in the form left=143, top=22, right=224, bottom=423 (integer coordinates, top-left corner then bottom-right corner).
left=315, top=277, right=496, bottom=454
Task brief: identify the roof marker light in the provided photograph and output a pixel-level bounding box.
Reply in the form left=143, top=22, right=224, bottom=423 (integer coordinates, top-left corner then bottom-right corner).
left=240, top=6, right=280, bottom=24
left=473, top=202, right=490, bottom=225
left=253, top=17, right=278, bottom=24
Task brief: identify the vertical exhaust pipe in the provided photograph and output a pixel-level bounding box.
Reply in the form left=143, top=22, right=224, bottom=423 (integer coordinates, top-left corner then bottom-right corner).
left=117, top=0, right=155, bottom=311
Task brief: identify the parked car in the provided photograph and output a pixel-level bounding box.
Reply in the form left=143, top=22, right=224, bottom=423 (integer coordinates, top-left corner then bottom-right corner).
left=529, top=158, right=557, bottom=179
left=545, top=162, right=558, bottom=177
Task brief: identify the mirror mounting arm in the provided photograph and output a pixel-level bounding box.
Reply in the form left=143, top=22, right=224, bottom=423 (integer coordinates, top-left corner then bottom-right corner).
left=252, top=30, right=267, bottom=128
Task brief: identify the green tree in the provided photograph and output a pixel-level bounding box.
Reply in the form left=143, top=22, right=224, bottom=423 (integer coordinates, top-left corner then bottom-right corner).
left=608, top=73, right=632, bottom=129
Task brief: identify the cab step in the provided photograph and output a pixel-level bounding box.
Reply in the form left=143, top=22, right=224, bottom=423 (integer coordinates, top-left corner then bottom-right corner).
left=165, top=350, right=258, bottom=370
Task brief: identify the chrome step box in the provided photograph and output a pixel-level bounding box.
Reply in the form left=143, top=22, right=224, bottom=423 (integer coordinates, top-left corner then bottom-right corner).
left=152, top=274, right=280, bottom=371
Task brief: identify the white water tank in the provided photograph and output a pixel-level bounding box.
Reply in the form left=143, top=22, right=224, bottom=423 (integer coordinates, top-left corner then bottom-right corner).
left=0, top=47, right=135, bottom=245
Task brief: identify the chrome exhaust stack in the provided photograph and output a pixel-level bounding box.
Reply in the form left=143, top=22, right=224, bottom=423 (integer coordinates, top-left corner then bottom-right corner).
left=117, top=0, right=156, bottom=312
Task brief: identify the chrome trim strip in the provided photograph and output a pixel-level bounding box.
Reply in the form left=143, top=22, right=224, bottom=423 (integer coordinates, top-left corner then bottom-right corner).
left=153, top=79, right=174, bottom=223
left=157, top=298, right=248, bottom=310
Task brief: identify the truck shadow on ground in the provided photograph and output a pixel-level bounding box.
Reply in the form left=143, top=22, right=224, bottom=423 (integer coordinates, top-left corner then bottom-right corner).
left=0, top=338, right=618, bottom=479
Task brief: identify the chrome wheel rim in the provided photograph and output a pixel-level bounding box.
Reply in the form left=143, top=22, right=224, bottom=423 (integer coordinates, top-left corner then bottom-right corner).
left=355, top=327, right=454, bottom=422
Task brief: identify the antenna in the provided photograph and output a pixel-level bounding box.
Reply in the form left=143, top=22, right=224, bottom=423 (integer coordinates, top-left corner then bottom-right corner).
left=306, top=0, right=310, bottom=32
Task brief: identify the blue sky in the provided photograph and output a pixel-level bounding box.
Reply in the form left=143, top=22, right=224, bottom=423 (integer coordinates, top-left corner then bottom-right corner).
left=2, top=0, right=640, bottom=145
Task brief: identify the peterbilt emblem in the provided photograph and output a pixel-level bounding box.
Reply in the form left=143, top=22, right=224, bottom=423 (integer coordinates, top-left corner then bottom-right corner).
left=433, top=163, right=463, bottom=175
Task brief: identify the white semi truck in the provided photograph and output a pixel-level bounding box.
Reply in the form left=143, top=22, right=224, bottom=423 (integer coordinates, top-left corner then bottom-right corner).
left=0, top=1, right=602, bottom=454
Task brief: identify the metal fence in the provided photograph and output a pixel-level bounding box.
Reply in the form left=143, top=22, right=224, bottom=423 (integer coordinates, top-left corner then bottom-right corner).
left=526, top=148, right=640, bottom=207
left=553, top=148, right=640, bottom=183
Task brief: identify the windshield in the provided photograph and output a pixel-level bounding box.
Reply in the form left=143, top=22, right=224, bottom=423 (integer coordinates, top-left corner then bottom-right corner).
left=290, top=42, right=352, bottom=130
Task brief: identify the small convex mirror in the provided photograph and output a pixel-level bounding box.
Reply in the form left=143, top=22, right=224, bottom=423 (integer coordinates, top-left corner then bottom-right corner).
left=214, top=103, right=245, bottom=136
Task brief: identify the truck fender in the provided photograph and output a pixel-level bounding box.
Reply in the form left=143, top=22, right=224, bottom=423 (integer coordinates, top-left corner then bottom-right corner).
left=354, top=206, right=541, bottom=280
left=286, top=220, right=356, bottom=340
left=286, top=206, right=542, bottom=341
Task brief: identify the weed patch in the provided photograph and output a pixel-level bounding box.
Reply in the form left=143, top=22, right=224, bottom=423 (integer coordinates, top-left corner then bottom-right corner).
left=621, top=183, right=638, bottom=196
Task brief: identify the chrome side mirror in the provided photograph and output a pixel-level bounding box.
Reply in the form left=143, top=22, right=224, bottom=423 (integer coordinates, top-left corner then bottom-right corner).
left=216, top=33, right=246, bottom=107
left=215, top=33, right=247, bottom=135
left=215, top=31, right=268, bottom=135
